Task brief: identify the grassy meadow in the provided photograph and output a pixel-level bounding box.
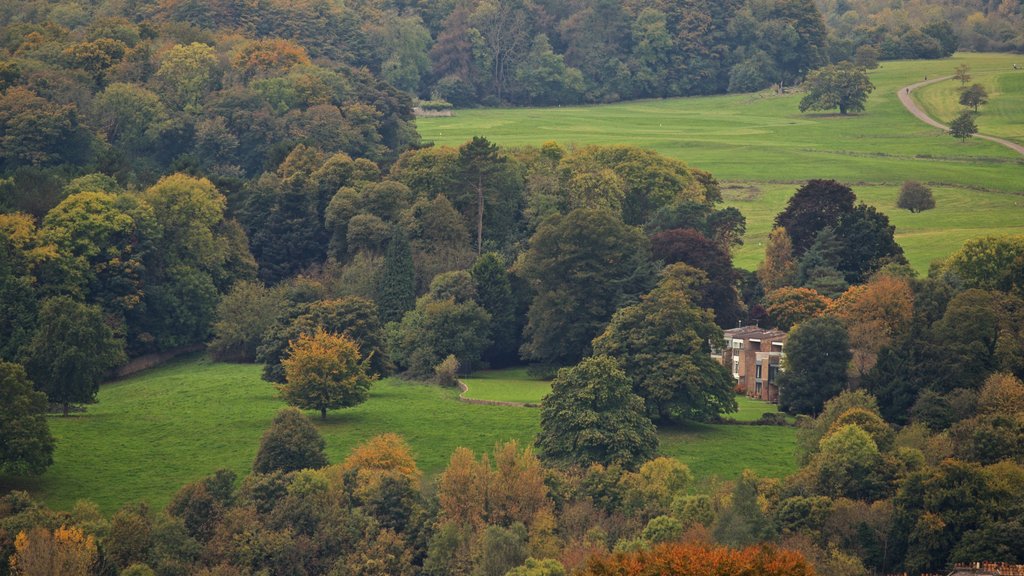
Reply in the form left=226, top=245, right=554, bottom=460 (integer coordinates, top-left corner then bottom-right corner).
left=461, top=367, right=550, bottom=403
left=418, top=53, right=1024, bottom=272
left=2, top=357, right=796, bottom=512
left=914, top=62, right=1024, bottom=140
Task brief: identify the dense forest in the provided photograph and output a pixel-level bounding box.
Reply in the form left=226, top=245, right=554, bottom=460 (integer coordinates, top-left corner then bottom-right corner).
left=3, top=0, right=1024, bottom=575
left=818, top=0, right=1024, bottom=54
left=0, top=0, right=968, bottom=117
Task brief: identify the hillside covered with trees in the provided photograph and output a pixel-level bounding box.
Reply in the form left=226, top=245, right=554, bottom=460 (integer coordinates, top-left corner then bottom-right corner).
left=3, top=0, right=1024, bottom=575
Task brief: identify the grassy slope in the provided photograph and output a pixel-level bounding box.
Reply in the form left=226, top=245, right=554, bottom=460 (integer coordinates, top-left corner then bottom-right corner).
left=417, top=53, right=1024, bottom=273
left=2, top=358, right=796, bottom=512
left=914, top=64, right=1024, bottom=140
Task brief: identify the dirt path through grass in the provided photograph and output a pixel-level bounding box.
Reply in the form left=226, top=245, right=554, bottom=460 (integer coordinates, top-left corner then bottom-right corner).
left=901, top=75, right=1024, bottom=156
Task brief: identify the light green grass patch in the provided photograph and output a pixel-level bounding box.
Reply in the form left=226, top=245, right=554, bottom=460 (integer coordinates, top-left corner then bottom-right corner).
left=461, top=367, right=552, bottom=404
left=660, top=422, right=798, bottom=484
left=726, top=395, right=786, bottom=422
left=914, top=64, right=1024, bottom=141
left=1, top=358, right=800, bottom=513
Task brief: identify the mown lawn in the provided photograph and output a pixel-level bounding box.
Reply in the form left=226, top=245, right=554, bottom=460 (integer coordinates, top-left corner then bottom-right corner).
left=914, top=63, right=1024, bottom=141
left=461, top=367, right=551, bottom=403
left=418, top=53, right=1024, bottom=273
left=729, top=395, right=786, bottom=422
left=2, top=357, right=798, bottom=513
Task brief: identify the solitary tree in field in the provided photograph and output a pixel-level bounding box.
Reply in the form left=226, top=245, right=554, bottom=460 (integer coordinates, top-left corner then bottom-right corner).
left=253, top=407, right=328, bottom=473
left=953, top=64, right=971, bottom=86
left=897, top=181, right=936, bottom=213
left=536, top=355, right=657, bottom=470
left=959, top=84, right=988, bottom=112
left=949, top=111, right=978, bottom=142
left=280, top=328, right=374, bottom=419
left=799, top=63, right=874, bottom=115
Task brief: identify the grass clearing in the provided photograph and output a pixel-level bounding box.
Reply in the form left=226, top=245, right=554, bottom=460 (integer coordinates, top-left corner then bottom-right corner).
left=660, top=422, right=798, bottom=483
left=2, top=357, right=798, bottom=512
left=461, top=367, right=551, bottom=403
left=418, top=53, right=1024, bottom=272
left=728, top=395, right=786, bottom=422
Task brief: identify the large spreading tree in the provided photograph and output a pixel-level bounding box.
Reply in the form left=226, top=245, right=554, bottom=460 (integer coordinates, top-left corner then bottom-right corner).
left=798, top=62, right=874, bottom=115
left=518, top=208, right=654, bottom=368
left=593, top=264, right=737, bottom=422
left=279, top=328, right=374, bottom=419
left=535, top=355, right=657, bottom=470
left=26, top=296, right=126, bottom=416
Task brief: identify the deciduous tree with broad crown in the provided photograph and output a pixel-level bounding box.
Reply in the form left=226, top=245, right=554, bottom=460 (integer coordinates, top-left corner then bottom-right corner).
left=536, top=355, right=658, bottom=470
left=279, top=327, right=374, bottom=419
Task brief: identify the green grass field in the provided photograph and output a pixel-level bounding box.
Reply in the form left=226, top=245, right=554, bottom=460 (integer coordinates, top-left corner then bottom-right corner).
left=417, top=53, right=1024, bottom=273
left=729, top=395, right=786, bottom=422
left=1, top=357, right=796, bottom=512
left=461, top=367, right=551, bottom=403
left=915, top=62, right=1024, bottom=140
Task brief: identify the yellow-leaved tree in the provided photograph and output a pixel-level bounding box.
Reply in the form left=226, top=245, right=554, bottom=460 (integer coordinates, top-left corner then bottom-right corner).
left=10, top=525, right=97, bottom=576
left=279, top=327, right=374, bottom=419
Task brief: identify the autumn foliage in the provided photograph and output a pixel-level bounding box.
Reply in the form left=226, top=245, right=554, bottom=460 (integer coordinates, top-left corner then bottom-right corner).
left=10, top=525, right=98, bottom=576
left=279, top=327, right=375, bottom=419
left=580, top=542, right=815, bottom=576
left=763, top=287, right=832, bottom=331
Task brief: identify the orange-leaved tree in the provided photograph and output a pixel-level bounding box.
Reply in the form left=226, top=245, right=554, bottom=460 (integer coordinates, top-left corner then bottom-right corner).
left=280, top=327, right=375, bottom=419
left=580, top=542, right=815, bottom=576
left=763, top=287, right=831, bottom=332
left=10, top=525, right=98, bottom=576
left=828, top=275, right=913, bottom=378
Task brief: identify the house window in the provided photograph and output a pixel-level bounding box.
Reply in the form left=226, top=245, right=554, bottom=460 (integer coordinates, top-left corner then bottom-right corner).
left=732, top=339, right=743, bottom=350
left=755, top=364, right=762, bottom=379
left=768, top=364, right=779, bottom=381
left=755, top=381, right=762, bottom=395
left=733, top=358, right=739, bottom=377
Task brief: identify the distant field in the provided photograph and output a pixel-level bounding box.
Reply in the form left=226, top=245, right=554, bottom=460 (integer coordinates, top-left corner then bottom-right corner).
left=418, top=53, right=1024, bottom=272
left=2, top=358, right=796, bottom=512
left=914, top=63, right=1024, bottom=141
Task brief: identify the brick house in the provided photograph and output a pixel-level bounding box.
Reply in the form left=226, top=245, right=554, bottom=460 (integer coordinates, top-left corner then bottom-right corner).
left=711, top=326, right=787, bottom=403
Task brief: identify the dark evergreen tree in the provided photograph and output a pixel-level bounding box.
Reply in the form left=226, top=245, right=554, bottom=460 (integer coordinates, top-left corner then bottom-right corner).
left=778, top=316, right=851, bottom=415
left=376, top=227, right=415, bottom=325
left=470, top=253, right=519, bottom=367
left=834, top=203, right=906, bottom=284
left=253, top=407, right=328, bottom=474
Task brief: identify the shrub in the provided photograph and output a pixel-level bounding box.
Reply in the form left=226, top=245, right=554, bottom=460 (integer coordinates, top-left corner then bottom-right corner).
left=434, top=354, right=460, bottom=387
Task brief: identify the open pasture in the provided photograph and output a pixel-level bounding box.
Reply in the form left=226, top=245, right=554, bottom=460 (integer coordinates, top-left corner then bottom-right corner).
left=3, top=358, right=796, bottom=512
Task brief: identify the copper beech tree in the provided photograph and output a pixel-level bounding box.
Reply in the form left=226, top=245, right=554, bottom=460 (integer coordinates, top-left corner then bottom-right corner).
left=279, top=328, right=374, bottom=419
